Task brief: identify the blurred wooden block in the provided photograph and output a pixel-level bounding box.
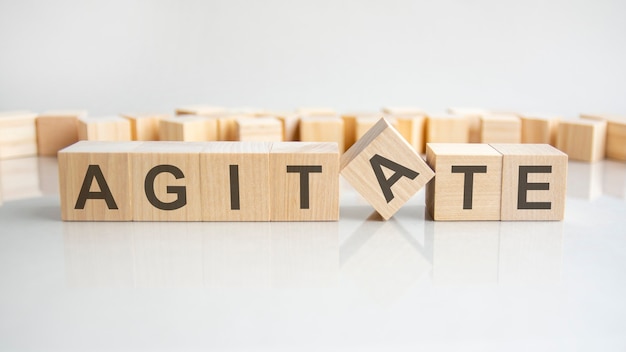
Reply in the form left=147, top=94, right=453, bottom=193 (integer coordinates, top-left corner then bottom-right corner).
left=159, top=115, right=218, bottom=141
left=235, top=117, right=283, bottom=142
left=36, top=110, right=85, bottom=156
left=270, top=142, right=339, bottom=221
left=296, top=107, right=336, bottom=116
left=480, top=114, right=521, bottom=143
left=426, top=114, right=469, bottom=144
left=448, top=108, right=488, bottom=143
left=131, top=142, right=205, bottom=221
left=382, top=107, right=424, bottom=115
left=425, top=143, right=502, bottom=220
left=175, top=105, right=226, bottom=116
left=58, top=141, right=141, bottom=221
left=0, top=156, right=41, bottom=201
left=395, top=115, right=426, bottom=154
left=556, top=119, right=606, bottom=162
left=272, top=112, right=300, bottom=141
left=200, top=142, right=271, bottom=221
left=356, top=116, right=396, bottom=141
left=121, top=113, right=168, bottom=141
left=0, top=111, right=38, bottom=159
left=215, top=115, right=253, bottom=141
left=520, top=113, right=560, bottom=145
left=299, top=117, right=344, bottom=152
left=78, top=116, right=132, bottom=141
left=341, top=118, right=434, bottom=220
left=490, top=144, right=567, bottom=221
left=340, top=112, right=380, bottom=151
left=581, top=113, right=626, bottom=161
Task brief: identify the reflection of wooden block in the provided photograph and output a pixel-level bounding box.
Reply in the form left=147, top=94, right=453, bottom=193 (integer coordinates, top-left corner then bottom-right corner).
left=447, top=108, right=488, bottom=143
left=270, top=142, right=339, bottom=221
left=382, top=107, right=424, bottom=115
left=296, top=107, right=336, bottom=116
left=556, top=119, right=606, bottom=162
left=0, top=156, right=41, bottom=201
left=581, top=114, right=626, bottom=161
left=299, top=117, right=344, bottom=152
left=520, top=113, right=560, bottom=145
left=341, top=112, right=380, bottom=151
left=0, top=111, right=38, bottom=159
left=426, top=114, right=469, bottom=144
left=490, top=144, right=567, bottom=221
left=341, top=118, right=435, bottom=220
left=58, top=141, right=141, bottom=221
left=159, top=115, right=218, bottom=141
left=175, top=105, right=225, bottom=116
left=201, top=142, right=271, bottom=221
left=395, top=115, right=426, bottom=153
left=132, top=142, right=205, bottom=221
left=121, top=113, right=168, bottom=141
left=36, top=110, right=85, bottom=156
left=78, top=116, right=132, bottom=141
left=480, top=114, right=521, bottom=143
left=426, top=143, right=502, bottom=220
left=235, top=117, right=283, bottom=141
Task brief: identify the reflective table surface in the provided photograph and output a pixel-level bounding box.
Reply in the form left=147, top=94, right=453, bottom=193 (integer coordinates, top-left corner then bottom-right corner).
left=1, top=157, right=625, bottom=351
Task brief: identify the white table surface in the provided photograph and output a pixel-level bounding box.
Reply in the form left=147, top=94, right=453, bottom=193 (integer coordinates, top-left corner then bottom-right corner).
left=1, top=156, right=625, bottom=351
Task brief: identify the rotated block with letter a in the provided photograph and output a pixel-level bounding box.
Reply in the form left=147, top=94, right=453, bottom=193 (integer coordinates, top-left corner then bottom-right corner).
left=341, top=118, right=435, bottom=220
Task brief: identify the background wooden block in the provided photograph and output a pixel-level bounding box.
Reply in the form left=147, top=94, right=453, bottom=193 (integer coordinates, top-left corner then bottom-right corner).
left=235, top=117, right=283, bottom=142
left=447, top=107, right=488, bottom=143
left=556, top=119, right=606, bottom=162
left=395, top=115, right=426, bottom=154
left=490, top=144, right=567, bottom=221
left=58, top=141, right=141, bottom=221
left=159, top=115, right=218, bottom=141
left=0, top=111, right=38, bottom=159
left=175, top=105, right=226, bottom=116
left=0, top=156, right=41, bottom=201
left=426, top=114, right=469, bottom=144
left=355, top=116, right=397, bottom=142
left=78, top=116, right=132, bottom=141
left=270, top=112, right=300, bottom=141
left=382, top=107, right=425, bottom=115
left=215, top=114, right=254, bottom=141
left=295, top=107, right=336, bottom=116
left=131, top=142, right=205, bottom=221
left=35, top=110, right=85, bottom=156
left=581, top=113, right=626, bottom=161
left=341, top=118, right=435, bottom=220
left=270, top=142, right=339, bottom=221
left=299, top=117, right=344, bottom=152
left=425, top=143, right=502, bottom=220
left=520, top=113, right=560, bottom=145
left=121, top=113, right=168, bottom=141
left=480, top=113, right=522, bottom=143
left=341, top=112, right=380, bottom=152
left=200, top=142, right=271, bottom=221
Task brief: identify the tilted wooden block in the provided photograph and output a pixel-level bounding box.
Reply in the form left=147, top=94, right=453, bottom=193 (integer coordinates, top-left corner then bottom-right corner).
left=556, top=119, right=606, bottom=162
left=447, top=108, right=488, bottom=143
left=78, top=116, right=132, bottom=141
left=0, top=111, right=38, bottom=159
left=395, top=115, right=426, bottom=154
left=426, top=114, right=469, bottom=144
left=581, top=113, right=626, bottom=161
left=36, top=110, right=85, bottom=156
left=132, top=142, right=205, bottom=221
left=480, top=114, right=521, bottom=143
left=121, top=113, right=168, bottom=141
left=520, top=113, right=560, bottom=145
left=270, top=142, right=339, bottom=221
left=341, top=118, right=435, bottom=220
left=235, top=117, right=283, bottom=142
left=299, top=116, right=344, bottom=152
left=426, top=143, right=502, bottom=220
left=200, top=142, right=271, bottom=221
left=58, top=141, right=141, bottom=221
left=490, top=144, right=567, bottom=221
left=175, top=105, right=226, bottom=116
left=341, top=112, right=380, bottom=152
left=159, top=115, right=218, bottom=141
left=355, top=116, right=396, bottom=142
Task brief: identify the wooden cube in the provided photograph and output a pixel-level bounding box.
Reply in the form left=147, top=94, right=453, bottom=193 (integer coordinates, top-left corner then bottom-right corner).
left=520, top=113, right=560, bottom=145
left=78, top=116, right=132, bottom=141
left=271, top=112, right=300, bottom=141
left=216, top=115, right=253, bottom=141
left=0, top=111, right=38, bottom=159
left=270, top=142, right=339, bottom=221
left=296, top=107, right=336, bottom=116
left=235, top=117, right=283, bottom=142
left=581, top=113, right=626, bottom=161
left=356, top=116, right=396, bottom=141
left=299, top=117, right=344, bottom=152
left=447, top=108, right=488, bottom=143
left=382, top=107, right=425, bottom=115
left=58, top=141, right=141, bottom=221
left=200, top=142, right=271, bottom=221
left=175, top=105, right=226, bottom=116
left=36, top=110, right=85, bottom=156
left=480, top=114, right=522, bottom=143
left=341, top=112, right=380, bottom=151
left=426, top=143, right=502, bottom=220
left=159, top=115, right=218, bottom=141
left=490, top=144, right=567, bottom=221
left=0, top=156, right=41, bottom=201
left=556, top=119, right=606, bottom=162
left=426, top=114, right=469, bottom=144
left=131, top=142, right=205, bottom=221
left=121, top=113, right=168, bottom=141
left=341, top=118, right=435, bottom=220
left=395, top=115, right=426, bottom=154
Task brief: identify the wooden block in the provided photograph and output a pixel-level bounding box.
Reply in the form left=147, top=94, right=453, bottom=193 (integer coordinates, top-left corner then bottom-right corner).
left=341, top=118, right=435, bottom=220
left=425, top=143, right=502, bottom=220
left=58, top=141, right=141, bottom=221
left=382, top=107, right=425, bottom=115
left=0, top=111, right=37, bottom=159
left=448, top=108, right=488, bottom=143
left=269, top=112, right=300, bottom=141
left=355, top=116, right=396, bottom=141
left=200, top=142, right=271, bottom=221
left=78, top=116, right=132, bottom=141
left=425, top=114, right=469, bottom=144
left=35, top=110, right=85, bottom=156
left=490, top=144, right=567, bottom=221
left=395, top=115, right=426, bottom=154
left=520, top=113, right=560, bottom=145
left=159, top=115, right=218, bottom=141
left=131, top=142, right=205, bottom=221
left=556, top=119, right=606, bottom=162
left=299, top=117, right=344, bottom=152
left=175, top=105, right=226, bottom=116
left=296, top=107, right=336, bottom=116
left=216, top=115, right=253, bottom=141
left=121, top=113, right=168, bottom=141
left=340, top=112, right=380, bottom=151
left=0, top=156, right=41, bottom=201
left=270, top=142, right=339, bottom=221
left=581, top=113, right=626, bottom=161
left=479, top=114, right=522, bottom=143
left=235, top=117, right=283, bottom=142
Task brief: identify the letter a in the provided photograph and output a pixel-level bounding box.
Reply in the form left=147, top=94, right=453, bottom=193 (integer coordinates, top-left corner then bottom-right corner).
left=75, top=164, right=118, bottom=210
left=369, top=154, right=419, bottom=203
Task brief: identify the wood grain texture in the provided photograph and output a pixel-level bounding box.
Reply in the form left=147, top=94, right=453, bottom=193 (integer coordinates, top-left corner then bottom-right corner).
left=426, top=114, right=469, bottom=144
left=447, top=107, right=489, bottom=143
left=520, top=113, right=560, bottom=145
left=556, top=119, right=606, bottom=162
left=299, top=117, right=344, bottom=152
left=121, top=113, right=169, bottom=141
left=395, top=115, right=426, bottom=154
left=159, top=115, right=218, bottom=141
left=78, top=116, right=132, bottom=141
left=36, top=110, right=85, bottom=156
left=341, top=112, right=380, bottom=152
left=0, top=111, right=38, bottom=159
left=235, top=117, right=283, bottom=142
left=480, top=114, right=522, bottom=143
left=581, top=113, right=626, bottom=161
